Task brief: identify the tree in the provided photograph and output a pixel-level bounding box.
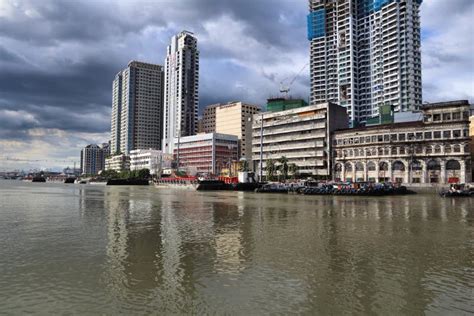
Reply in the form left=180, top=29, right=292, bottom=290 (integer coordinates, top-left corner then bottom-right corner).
left=239, top=159, right=249, bottom=172
left=288, top=163, right=299, bottom=180
left=278, top=156, right=289, bottom=182
left=137, top=169, right=150, bottom=179
left=101, top=169, right=119, bottom=180
left=265, top=159, right=276, bottom=181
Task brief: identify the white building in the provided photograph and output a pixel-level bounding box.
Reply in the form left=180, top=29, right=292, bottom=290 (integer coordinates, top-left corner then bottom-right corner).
left=130, top=149, right=163, bottom=175
left=252, top=103, right=348, bottom=179
left=162, top=31, right=199, bottom=154
left=105, top=154, right=130, bottom=172
left=308, top=0, right=422, bottom=125
left=111, top=61, right=164, bottom=154
left=80, top=144, right=108, bottom=175
left=332, top=100, right=472, bottom=184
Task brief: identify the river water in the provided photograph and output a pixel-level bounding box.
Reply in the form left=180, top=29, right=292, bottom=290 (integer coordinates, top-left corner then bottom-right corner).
left=0, top=180, right=472, bottom=314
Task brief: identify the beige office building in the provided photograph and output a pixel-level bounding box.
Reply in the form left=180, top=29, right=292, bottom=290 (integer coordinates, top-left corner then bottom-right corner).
left=252, top=103, right=348, bottom=179
left=202, top=102, right=260, bottom=161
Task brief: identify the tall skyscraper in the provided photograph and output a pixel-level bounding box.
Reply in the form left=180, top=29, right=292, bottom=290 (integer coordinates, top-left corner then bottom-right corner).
left=162, top=31, right=199, bottom=154
left=110, top=61, right=164, bottom=154
left=308, top=0, right=422, bottom=124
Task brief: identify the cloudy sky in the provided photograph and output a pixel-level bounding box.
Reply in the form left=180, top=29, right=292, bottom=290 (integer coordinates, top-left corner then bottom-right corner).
left=0, top=0, right=473, bottom=171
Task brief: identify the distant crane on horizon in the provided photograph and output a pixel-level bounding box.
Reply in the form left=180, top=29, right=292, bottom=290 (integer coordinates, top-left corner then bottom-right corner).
left=279, top=62, right=309, bottom=99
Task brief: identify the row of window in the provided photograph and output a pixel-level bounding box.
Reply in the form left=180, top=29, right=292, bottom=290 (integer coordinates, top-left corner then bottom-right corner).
left=335, top=144, right=469, bottom=158
left=335, top=129, right=469, bottom=146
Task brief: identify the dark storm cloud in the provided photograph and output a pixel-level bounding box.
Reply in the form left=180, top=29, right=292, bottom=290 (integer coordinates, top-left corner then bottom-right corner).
left=0, top=0, right=308, bottom=142
left=0, top=0, right=472, bottom=159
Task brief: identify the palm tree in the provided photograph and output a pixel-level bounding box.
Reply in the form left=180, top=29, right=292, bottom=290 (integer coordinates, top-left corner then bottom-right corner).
left=239, top=159, right=249, bottom=172
left=278, top=156, right=289, bottom=182
left=288, top=163, right=298, bottom=180
left=265, top=159, right=276, bottom=181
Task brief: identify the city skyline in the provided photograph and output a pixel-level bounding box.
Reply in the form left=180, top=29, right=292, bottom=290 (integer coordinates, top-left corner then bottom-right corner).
left=0, top=0, right=473, bottom=171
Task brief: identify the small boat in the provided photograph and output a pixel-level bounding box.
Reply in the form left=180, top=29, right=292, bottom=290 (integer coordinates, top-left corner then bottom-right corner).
left=64, top=177, right=76, bottom=184
left=255, top=183, right=290, bottom=194
left=32, top=176, right=46, bottom=183
left=439, top=184, right=474, bottom=197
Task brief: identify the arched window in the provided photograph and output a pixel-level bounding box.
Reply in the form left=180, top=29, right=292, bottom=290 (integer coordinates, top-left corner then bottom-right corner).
left=349, top=149, right=354, bottom=157
left=366, top=148, right=372, bottom=156
left=354, top=149, right=359, bottom=157
left=378, top=148, right=384, bottom=156
left=453, top=145, right=461, bottom=153
left=445, top=145, right=452, bottom=154
left=379, top=161, right=389, bottom=171
left=391, top=147, right=398, bottom=155
left=446, top=160, right=461, bottom=170
left=384, top=148, right=390, bottom=155
left=345, top=162, right=353, bottom=172
left=367, top=161, right=376, bottom=171
left=410, top=160, right=422, bottom=171
left=464, top=144, right=470, bottom=153
left=426, top=146, right=433, bottom=154
left=335, top=163, right=342, bottom=172
left=355, top=162, right=364, bottom=171
left=434, top=145, right=441, bottom=154
left=427, top=160, right=441, bottom=171
left=393, top=161, right=405, bottom=171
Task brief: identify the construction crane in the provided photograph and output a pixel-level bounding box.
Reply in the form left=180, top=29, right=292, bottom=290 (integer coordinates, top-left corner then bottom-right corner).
left=279, top=62, right=309, bottom=98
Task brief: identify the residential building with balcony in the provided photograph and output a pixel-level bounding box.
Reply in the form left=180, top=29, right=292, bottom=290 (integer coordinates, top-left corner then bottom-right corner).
left=332, top=100, right=472, bottom=184
left=162, top=31, right=199, bottom=154
left=173, top=133, right=239, bottom=175
left=110, top=61, right=164, bottom=154
left=105, top=154, right=131, bottom=172
left=308, top=0, right=422, bottom=125
left=252, top=103, right=348, bottom=179
left=80, top=144, right=108, bottom=175
left=130, top=149, right=163, bottom=175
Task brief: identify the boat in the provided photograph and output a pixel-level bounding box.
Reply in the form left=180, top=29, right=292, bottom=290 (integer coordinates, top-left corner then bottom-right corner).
left=439, top=184, right=474, bottom=197
left=32, top=176, right=46, bottom=183
left=155, top=177, right=226, bottom=191
left=106, top=178, right=149, bottom=186
left=255, top=183, right=290, bottom=194
left=64, top=177, right=76, bottom=184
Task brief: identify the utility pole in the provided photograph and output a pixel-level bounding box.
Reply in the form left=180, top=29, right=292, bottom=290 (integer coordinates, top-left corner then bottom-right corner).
left=176, top=129, right=181, bottom=172
left=259, top=113, right=264, bottom=182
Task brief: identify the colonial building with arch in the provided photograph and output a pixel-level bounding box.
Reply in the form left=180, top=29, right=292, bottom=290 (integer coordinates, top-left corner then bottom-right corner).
left=332, top=101, right=472, bottom=184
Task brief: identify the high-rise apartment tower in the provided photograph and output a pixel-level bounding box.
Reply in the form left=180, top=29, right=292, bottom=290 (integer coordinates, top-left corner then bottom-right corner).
left=162, top=31, right=200, bottom=154
left=308, top=0, right=422, bottom=124
left=110, top=61, right=164, bottom=154
left=80, top=144, right=108, bottom=175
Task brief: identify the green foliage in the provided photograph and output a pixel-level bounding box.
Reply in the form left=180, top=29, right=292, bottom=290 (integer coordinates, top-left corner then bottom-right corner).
left=265, top=159, right=276, bottom=181
left=288, top=163, right=299, bottom=179
left=239, top=160, right=249, bottom=172
left=101, top=169, right=119, bottom=179
left=101, top=168, right=150, bottom=180
left=278, top=156, right=289, bottom=181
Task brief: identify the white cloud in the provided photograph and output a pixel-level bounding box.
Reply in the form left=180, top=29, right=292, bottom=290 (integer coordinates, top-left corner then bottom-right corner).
left=420, top=0, right=474, bottom=102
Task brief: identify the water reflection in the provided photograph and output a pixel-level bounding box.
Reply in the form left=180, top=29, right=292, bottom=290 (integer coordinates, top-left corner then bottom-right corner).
left=1, top=181, right=472, bottom=314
